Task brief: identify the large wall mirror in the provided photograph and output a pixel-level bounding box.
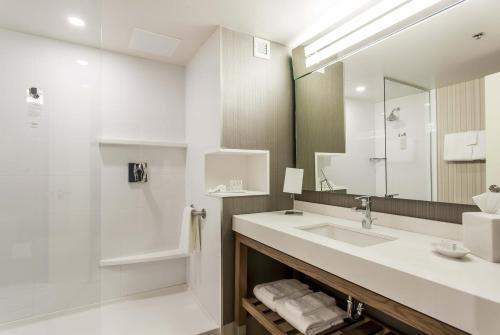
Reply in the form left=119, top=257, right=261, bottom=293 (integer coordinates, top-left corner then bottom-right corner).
left=294, top=0, right=500, bottom=205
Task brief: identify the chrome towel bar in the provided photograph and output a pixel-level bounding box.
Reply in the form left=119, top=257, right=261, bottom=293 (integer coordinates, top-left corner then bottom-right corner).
left=190, top=204, right=207, bottom=219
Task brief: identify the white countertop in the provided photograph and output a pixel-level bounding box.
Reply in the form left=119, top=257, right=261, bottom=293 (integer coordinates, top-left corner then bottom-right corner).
left=233, top=210, right=500, bottom=334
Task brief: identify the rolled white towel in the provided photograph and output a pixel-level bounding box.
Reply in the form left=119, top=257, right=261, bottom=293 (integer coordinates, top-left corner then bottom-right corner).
left=278, top=303, right=347, bottom=335
left=282, top=292, right=336, bottom=316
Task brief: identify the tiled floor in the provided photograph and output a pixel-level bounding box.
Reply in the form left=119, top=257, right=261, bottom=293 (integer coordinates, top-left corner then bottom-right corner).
left=0, top=286, right=218, bottom=335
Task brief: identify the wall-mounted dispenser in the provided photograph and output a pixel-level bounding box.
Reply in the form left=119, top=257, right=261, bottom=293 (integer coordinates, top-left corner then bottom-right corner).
left=26, top=86, right=44, bottom=128
left=128, top=163, right=148, bottom=183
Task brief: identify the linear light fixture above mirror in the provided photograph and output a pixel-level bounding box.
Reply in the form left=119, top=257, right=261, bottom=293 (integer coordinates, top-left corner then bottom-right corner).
left=304, top=0, right=409, bottom=57
left=305, top=0, right=444, bottom=67
left=290, top=0, right=372, bottom=49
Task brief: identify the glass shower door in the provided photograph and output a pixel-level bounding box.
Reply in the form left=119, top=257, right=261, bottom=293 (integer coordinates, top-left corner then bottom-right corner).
left=0, top=1, right=102, bottom=324
left=384, top=78, right=433, bottom=201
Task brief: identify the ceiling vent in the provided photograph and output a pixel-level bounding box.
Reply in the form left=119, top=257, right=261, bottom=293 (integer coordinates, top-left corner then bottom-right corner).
left=129, top=28, right=181, bottom=57
left=254, top=37, right=271, bottom=59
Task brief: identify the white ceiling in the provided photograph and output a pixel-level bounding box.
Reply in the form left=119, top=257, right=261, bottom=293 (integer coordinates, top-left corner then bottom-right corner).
left=342, top=0, right=500, bottom=102
left=2, top=0, right=499, bottom=94
left=0, top=0, right=345, bottom=64
left=0, top=0, right=102, bottom=47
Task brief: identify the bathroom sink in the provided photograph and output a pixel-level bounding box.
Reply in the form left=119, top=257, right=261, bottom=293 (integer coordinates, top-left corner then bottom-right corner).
left=298, top=223, right=396, bottom=247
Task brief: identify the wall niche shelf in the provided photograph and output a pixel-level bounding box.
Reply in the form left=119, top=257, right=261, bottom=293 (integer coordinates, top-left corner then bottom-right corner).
left=100, top=249, right=188, bottom=267
left=205, top=149, right=270, bottom=198
left=97, top=137, right=187, bottom=148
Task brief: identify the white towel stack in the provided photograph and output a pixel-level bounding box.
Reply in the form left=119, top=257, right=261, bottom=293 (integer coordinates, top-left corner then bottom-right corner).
left=253, top=279, right=311, bottom=312
left=279, top=291, right=336, bottom=316
left=276, top=292, right=347, bottom=335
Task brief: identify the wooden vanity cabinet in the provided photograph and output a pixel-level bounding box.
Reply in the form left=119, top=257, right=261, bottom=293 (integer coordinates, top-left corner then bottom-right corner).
left=234, top=233, right=468, bottom=335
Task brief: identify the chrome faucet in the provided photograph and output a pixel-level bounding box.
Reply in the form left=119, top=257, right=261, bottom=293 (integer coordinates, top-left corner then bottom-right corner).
left=352, top=195, right=376, bottom=229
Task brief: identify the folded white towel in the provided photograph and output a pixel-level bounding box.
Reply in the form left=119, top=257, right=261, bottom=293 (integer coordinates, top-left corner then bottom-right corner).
left=271, top=289, right=312, bottom=312
left=278, top=303, right=347, bottom=335
left=253, top=279, right=310, bottom=311
left=444, top=132, right=476, bottom=161
left=471, top=130, right=486, bottom=160
left=281, top=292, right=336, bottom=317
left=264, top=279, right=308, bottom=297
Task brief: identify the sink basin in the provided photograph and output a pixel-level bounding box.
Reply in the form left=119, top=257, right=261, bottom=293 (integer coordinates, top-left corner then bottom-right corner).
left=298, top=223, right=396, bottom=247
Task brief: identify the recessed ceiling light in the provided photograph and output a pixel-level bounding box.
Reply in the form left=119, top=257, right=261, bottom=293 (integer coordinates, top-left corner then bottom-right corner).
left=356, top=86, right=366, bottom=92
left=76, top=59, right=88, bottom=66
left=68, top=16, right=85, bottom=27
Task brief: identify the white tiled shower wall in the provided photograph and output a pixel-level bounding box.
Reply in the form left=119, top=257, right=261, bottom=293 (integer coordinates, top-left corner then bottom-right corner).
left=0, top=28, right=187, bottom=324
left=99, top=51, right=187, bottom=301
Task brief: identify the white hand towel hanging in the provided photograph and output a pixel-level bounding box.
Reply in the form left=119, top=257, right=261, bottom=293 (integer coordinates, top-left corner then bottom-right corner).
left=443, top=131, right=477, bottom=161
left=191, top=213, right=201, bottom=253
left=181, top=206, right=201, bottom=254
left=471, top=130, right=486, bottom=160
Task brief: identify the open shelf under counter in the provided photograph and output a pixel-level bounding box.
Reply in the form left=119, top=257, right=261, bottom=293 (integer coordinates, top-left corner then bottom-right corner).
left=97, top=137, right=187, bottom=148
left=100, top=249, right=188, bottom=267
left=205, top=148, right=270, bottom=198
left=242, top=297, right=384, bottom=335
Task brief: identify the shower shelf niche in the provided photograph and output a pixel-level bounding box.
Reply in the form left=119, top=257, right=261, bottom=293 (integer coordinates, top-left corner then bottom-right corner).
left=205, top=149, right=270, bottom=198
left=100, top=249, right=188, bottom=267
left=97, top=137, right=188, bottom=148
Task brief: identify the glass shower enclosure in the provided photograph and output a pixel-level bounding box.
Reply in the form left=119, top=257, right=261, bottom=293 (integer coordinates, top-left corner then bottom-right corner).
left=0, top=1, right=102, bottom=325
left=383, top=78, right=433, bottom=201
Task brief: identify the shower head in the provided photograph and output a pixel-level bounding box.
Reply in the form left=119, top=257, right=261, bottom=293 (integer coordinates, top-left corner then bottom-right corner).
left=386, top=107, right=400, bottom=121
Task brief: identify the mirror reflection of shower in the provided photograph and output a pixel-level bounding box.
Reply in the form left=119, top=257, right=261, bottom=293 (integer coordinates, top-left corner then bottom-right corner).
left=386, top=107, right=400, bottom=121
left=383, top=78, right=433, bottom=202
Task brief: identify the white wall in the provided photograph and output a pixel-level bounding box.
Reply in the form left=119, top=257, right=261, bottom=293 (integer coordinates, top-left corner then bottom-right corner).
left=99, top=52, right=187, bottom=300
left=185, top=28, right=222, bottom=326
left=322, top=99, right=376, bottom=195
left=485, top=72, right=500, bottom=187
left=101, top=52, right=185, bottom=142
left=0, top=29, right=101, bottom=323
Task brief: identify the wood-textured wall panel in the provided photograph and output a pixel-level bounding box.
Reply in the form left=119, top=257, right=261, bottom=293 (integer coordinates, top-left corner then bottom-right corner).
left=436, top=78, right=486, bottom=204
left=295, top=63, right=345, bottom=190
left=220, top=28, right=295, bottom=326
left=221, top=28, right=294, bottom=210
